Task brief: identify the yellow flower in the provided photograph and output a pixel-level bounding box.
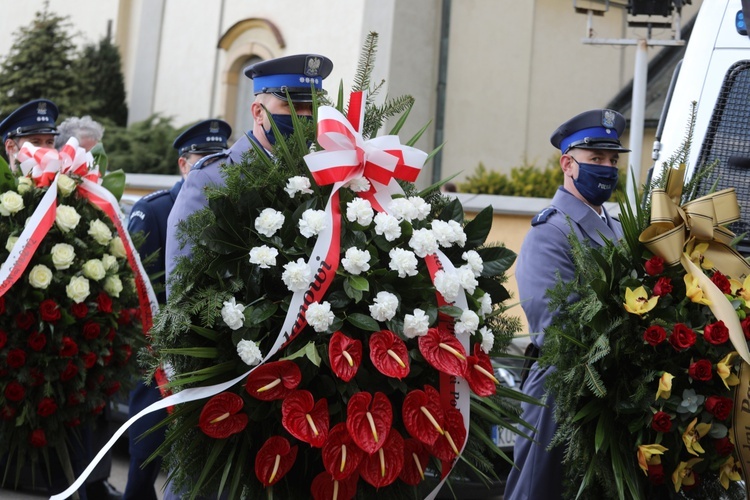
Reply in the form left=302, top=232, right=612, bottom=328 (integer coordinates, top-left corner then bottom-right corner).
left=624, top=286, right=658, bottom=315
left=672, top=458, right=703, bottom=492
left=687, top=241, right=714, bottom=270
left=683, top=273, right=712, bottom=306
left=719, top=456, right=742, bottom=489
left=717, top=352, right=740, bottom=389
left=655, top=372, right=674, bottom=400
left=637, top=444, right=667, bottom=474
left=730, top=275, right=750, bottom=307
left=682, top=417, right=711, bottom=456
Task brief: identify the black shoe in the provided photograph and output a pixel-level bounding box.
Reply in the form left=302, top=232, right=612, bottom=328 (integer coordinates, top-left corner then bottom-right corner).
left=86, top=480, right=123, bottom=500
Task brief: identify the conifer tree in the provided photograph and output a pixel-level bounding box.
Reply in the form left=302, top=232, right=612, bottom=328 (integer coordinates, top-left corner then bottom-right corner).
left=73, top=36, right=128, bottom=126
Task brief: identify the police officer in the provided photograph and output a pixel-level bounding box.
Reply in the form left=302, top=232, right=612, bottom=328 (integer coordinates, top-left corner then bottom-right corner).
left=124, top=119, right=231, bottom=500
left=504, top=109, right=629, bottom=500
left=164, top=53, right=333, bottom=294
left=0, top=99, right=59, bottom=169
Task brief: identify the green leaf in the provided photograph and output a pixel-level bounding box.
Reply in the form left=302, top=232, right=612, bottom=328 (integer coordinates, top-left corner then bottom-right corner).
left=160, top=347, right=219, bottom=359
left=346, top=275, right=369, bottom=292
left=305, top=342, right=322, bottom=367
left=245, top=300, right=278, bottom=326
left=101, top=169, right=125, bottom=201
left=346, top=313, right=380, bottom=331
left=438, top=305, right=463, bottom=318
left=0, top=155, right=15, bottom=192
left=594, top=415, right=606, bottom=453
left=90, top=142, right=108, bottom=175
left=438, top=198, right=464, bottom=223
left=478, top=246, right=517, bottom=276
left=188, top=325, right=219, bottom=341
left=463, top=206, right=494, bottom=248
left=343, top=279, right=363, bottom=302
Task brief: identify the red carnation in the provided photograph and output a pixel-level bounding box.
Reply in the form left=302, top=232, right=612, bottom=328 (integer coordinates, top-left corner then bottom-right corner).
left=81, top=352, right=97, bottom=369
left=39, top=299, right=61, bottom=323
left=669, top=323, right=696, bottom=351
left=120, top=345, right=133, bottom=364
left=705, top=395, right=733, bottom=421
left=6, top=348, right=27, bottom=369
left=4, top=381, right=25, bottom=402
left=688, top=359, right=713, bottom=381
left=644, top=256, right=664, bottom=276
left=71, top=302, right=88, bottom=319
left=715, top=436, right=735, bottom=456
left=255, top=436, right=298, bottom=486
left=27, top=331, right=47, bottom=351
left=0, top=329, right=6, bottom=349
left=369, top=330, right=410, bottom=379
left=653, top=277, right=673, bottom=297
left=106, top=328, right=116, bottom=342
left=29, top=429, right=47, bottom=448
left=651, top=411, right=672, bottom=433
left=711, top=271, right=731, bottom=294
left=37, top=397, right=58, bottom=417
left=704, top=321, right=729, bottom=345
left=643, top=325, right=667, bottom=346
left=329, top=331, right=362, bottom=382
left=97, top=292, right=113, bottom=313
left=82, top=321, right=101, bottom=340
left=647, top=463, right=665, bottom=486
left=15, top=311, right=35, bottom=330
left=60, top=360, right=79, bottom=382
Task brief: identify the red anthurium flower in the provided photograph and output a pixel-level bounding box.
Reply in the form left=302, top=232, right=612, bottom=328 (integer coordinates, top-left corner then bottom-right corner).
left=346, top=391, right=393, bottom=454
left=329, top=331, right=362, bottom=382
left=428, top=406, right=467, bottom=463
left=402, top=385, right=444, bottom=446
left=418, top=327, right=468, bottom=377
left=198, top=392, right=248, bottom=439
left=369, top=330, right=410, bottom=379
left=399, top=438, right=430, bottom=486
left=245, top=360, right=302, bottom=401
left=464, top=344, right=498, bottom=397
left=281, top=390, right=329, bottom=448
left=255, top=436, right=298, bottom=487
left=358, top=429, right=404, bottom=488
left=311, top=470, right=358, bottom=500
left=323, top=423, right=365, bottom=480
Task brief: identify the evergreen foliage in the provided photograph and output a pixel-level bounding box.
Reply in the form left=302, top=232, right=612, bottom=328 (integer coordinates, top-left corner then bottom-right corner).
left=72, top=37, right=129, bottom=126
left=103, top=115, right=182, bottom=175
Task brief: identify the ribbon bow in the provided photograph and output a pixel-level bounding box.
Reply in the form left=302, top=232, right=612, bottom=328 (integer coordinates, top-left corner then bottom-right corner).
left=17, top=138, right=98, bottom=187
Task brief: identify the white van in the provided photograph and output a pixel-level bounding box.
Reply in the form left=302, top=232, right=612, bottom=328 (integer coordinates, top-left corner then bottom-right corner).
left=654, top=0, right=750, bottom=253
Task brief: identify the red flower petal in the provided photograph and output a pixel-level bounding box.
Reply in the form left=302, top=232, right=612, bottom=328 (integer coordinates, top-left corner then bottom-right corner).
left=255, top=436, right=298, bottom=487
left=329, top=331, right=362, bottom=382
left=281, top=390, right=329, bottom=448
left=418, top=327, right=467, bottom=377
left=400, top=438, right=430, bottom=486
left=346, top=392, right=393, bottom=454
left=245, top=360, right=302, bottom=401
left=427, top=406, right=466, bottom=462
left=369, top=330, right=410, bottom=379
left=311, top=470, right=358, bottom=500
left=198, top=392, right=248, bottom=439
left=322, top=423, right=365, bottom=480
left=402, top=385, right=444, bottom=445
left=358, top=429, right=404, bottom=488
left=464, top=344, right=498, bottom=397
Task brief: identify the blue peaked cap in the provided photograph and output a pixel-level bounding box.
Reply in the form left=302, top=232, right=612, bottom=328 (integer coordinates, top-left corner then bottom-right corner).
left=0, top=99, right=59, bottom=142
left=244, top=54, right=333, bottom=102
left=173, top=119, right=232, bottom=155
left=550, top=109, right=630, bottom=153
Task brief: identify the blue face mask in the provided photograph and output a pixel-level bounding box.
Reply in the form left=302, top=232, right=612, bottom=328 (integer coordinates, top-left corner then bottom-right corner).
left=263, top=114, right=312, bottom=146
left=571, top=159, right=619, bottom=206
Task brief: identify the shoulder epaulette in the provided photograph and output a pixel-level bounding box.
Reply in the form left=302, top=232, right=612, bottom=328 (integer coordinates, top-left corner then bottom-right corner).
left=141, top=189, right=169, bottom=202
left=531, top=207, right=558, bottom=227
left=193, top=151, right=227, bottom=171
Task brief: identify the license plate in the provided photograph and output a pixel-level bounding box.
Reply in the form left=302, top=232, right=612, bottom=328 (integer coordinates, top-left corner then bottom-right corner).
left=492, top=424, right=517, bottom=449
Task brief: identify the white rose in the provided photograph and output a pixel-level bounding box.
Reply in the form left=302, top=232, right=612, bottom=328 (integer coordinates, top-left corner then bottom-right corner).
left=455, top=309, right=480, bottom=336
left=374, top=212, right=401, bottom=242
left=369, top=291, right=399, bottom=322
left=299, top=209, right=327, bottom=238
left=28, top=264, right=53, bottom=289
left=5, top=236, right=18, bottom=253
left=88, top=219, right=113, bottom=246
left=82, top=259, right=106, bottom=281
left=284, top=176, right=313, bottom=197
left=17, top=177, right=32, bottom=195
left=237, top=340, right=262, bottom=366
left=249, top=245, right=278, bottom=269
left=345, top=198, right=374, bottom=226
left=51, top=243, right=76, bottom=270
left=55, top=205, right=81, bottom=232
left=101, top=253, right=118, bottom=271
left=221, top=297, right=246, bottom=330
left=306, top=301, right=335, bottom=333
left=66, top=276, right=91, bottom=303
left=341, top=247, right=371, bottom=275
left=408, top=228, right=439, bottom=258
left=104, top=275, right=123, bottom=297
left=109, top=237, right=127, bottom=258
left=388, top=248, right=418, bottom=278
left=0, top=191, right=24, bottom=216
left=255, top=208, right=285, bottom=237
left=57, top=174, right=77, bottom=197
left=403, top=308, right=430, bottom=339
left=281, top=258, right=313, bottom=293
left=480, top=326, right=494, bottom=353
left=434, top=270, right=461, bottom=303
left=463, top=250, right=484, bottom=277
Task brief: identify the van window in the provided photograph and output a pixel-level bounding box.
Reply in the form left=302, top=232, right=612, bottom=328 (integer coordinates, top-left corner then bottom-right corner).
left=695, top=60, right=750, bottom=251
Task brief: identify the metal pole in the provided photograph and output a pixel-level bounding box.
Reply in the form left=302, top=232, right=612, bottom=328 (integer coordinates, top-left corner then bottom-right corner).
left=628, top=38, right=648, bottom=207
